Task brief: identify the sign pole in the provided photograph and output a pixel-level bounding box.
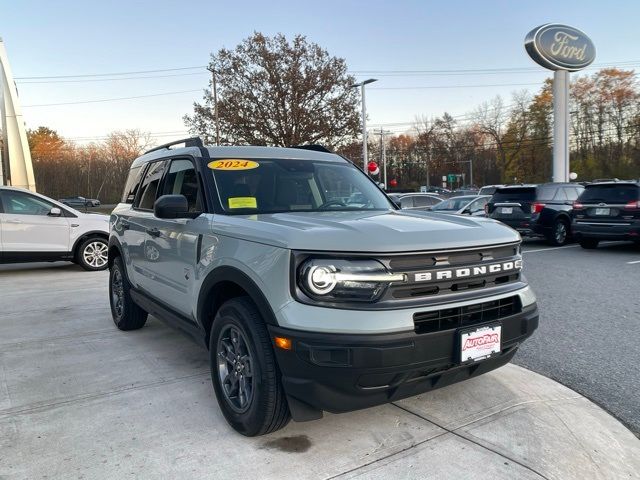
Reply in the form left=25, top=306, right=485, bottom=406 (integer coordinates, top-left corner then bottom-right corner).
left=553, top=70, right=570, bottom=183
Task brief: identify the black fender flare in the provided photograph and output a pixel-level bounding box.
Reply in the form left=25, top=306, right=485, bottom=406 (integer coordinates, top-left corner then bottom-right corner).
left=107, top=235, right=124, bottom=267
left=197, top=265, right=279, bottom=331
left=72, top=230, right=109, bottom=256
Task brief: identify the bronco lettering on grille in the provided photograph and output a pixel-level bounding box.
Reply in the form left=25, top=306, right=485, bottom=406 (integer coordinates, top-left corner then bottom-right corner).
left=412, top=259, right=522, bottom=283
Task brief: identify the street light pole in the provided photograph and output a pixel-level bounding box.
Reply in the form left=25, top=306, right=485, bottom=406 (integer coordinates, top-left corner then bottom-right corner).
left=208, top=65, right=220, bottom=146
left=351, top=78, right=378, bottom=173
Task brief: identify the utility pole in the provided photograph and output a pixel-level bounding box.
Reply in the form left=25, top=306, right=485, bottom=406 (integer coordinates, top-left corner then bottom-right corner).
left=208, top=65, right=220, bottom=146
left=350, top=79, right=378, bottom=172
left=373, top=128, right=392, bottom=188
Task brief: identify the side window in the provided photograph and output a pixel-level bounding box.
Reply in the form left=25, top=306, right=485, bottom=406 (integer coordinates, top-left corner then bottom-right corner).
left=413, top=196, right=433, bottom=208
left=161, top=159, right=203, bottom=212
left=469, top=197, right=488, bottom=212
left=400, top=196, right=415, bottom=208
left=0, top=190, right=55, bottom=216
left=553, top=189, right=568, bottom=201
left=537, top=186, right=557, bottom=201
left=121, top=166, right=144, bottom=204
left=135, top=161, right=167, bottom=210
left=565, top=187, right=581, bottom=201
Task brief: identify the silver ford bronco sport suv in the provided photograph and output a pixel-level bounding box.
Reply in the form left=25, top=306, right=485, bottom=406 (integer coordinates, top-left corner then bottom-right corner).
left=108, top=138, right=538, bottom=436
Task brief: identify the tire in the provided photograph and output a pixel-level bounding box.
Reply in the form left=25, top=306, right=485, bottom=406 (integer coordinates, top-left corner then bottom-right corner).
left=77, top=237, right=109, bottom=271
left=209, top=297, right=290, bottom=436
left=109, top=256, right=147, bottom=330
left=547, top=218, right=570, bottom=246
left=580, top=238, right=599, bottom=249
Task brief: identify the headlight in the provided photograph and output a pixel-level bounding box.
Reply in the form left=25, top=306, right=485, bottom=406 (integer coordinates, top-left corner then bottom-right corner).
left=298, top=258, right=405, bottom=302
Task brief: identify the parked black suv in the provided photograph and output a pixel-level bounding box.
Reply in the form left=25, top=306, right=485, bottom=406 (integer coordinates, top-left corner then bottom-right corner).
left=572, top=181, right=640, bottom=248
left=487, top=183, right=584, bottom=246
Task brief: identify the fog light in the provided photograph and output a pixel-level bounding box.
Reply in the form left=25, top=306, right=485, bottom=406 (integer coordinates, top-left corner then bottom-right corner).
left=274, top=337, right=292, bottom=350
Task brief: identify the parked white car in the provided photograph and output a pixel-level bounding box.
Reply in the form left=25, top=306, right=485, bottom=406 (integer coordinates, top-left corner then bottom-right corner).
left=0, top=186, right=109, bottom=270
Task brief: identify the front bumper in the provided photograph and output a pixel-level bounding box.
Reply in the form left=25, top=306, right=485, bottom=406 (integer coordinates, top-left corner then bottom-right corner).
left=269, top=304, right=538, bottom=418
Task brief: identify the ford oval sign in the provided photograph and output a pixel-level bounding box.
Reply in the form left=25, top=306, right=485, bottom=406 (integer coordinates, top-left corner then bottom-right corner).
left=525, top=24, right=595, bottom=71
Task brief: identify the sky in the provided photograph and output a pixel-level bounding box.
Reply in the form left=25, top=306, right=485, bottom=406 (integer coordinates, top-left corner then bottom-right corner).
left=2, top=0, right=640, bottom=145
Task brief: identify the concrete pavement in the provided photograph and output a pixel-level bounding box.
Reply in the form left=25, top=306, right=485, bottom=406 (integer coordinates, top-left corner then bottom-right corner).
left=1, top=262, right=639, bottom=479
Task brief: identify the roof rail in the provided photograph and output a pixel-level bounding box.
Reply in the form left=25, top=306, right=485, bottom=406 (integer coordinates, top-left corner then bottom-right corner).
left=290, top=144, right=333, bottom=153
left=144, top=137, right=204, bottom=155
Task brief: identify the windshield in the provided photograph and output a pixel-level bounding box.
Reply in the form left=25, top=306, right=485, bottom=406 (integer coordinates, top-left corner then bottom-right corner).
left=210, top=158, right=395, bottom=214
left=579, top=184, right=639, bottom=203
left=431, top=196, right=473, bottom=211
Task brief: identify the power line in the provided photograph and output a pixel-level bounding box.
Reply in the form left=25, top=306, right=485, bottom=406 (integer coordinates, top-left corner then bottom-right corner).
left=17, top=72, right=208, bottom=84
left=22, top=89, right=202, bottom=107
left=15, top=65, right=207, bottom=80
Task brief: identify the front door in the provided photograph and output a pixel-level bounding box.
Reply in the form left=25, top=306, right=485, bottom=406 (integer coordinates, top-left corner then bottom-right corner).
left=0, top=190, right=70, bottom=254
left=140, top=158, right=205, bottom=317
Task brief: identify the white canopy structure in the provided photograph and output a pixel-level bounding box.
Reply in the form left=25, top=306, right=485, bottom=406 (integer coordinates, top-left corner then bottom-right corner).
left=0, top=38, right=36, bottom=191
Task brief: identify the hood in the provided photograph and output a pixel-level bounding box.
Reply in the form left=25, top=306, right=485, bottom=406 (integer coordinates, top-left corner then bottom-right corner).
left=211, top=210, right=520, bottom=252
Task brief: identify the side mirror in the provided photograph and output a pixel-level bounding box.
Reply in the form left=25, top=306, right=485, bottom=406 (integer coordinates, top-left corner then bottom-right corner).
left=462, top=208, right=471, bottom=215
left=49, top=207, right=62, bottom=217
left=154, top=194, right=194, bottom=219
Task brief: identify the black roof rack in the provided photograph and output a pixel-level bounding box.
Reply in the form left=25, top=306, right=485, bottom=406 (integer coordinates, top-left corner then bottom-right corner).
left=144, top=137, right=204, bottom=154
left=290, top=144, right=333, bottom=153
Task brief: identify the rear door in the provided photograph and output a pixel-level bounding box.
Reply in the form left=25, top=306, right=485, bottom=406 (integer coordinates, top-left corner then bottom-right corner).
left=574, top=183, right=640, bottom=225
left=0, top=189, right=70, bottom=253
left=488, top=187, right=537, bottom=224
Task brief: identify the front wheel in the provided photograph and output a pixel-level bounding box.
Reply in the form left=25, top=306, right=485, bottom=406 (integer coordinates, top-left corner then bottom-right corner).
left=209, top=297, right=290, bottom=436
left=77, top=237, right=109, bottom=270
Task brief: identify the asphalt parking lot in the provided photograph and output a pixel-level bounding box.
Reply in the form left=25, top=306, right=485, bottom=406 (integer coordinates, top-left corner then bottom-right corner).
left=516, top=239, right=640, bottom=436
left=1, top=243, right=640, bottom=479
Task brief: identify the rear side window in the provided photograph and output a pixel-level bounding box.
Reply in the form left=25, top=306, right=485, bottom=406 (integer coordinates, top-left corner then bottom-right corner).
left=536, top=186, right=558, bottom=201
left=399, top=197, right=414, bottom=208
left=135, top=161, right=167, bottom=210
left=414, top=196, right=439, bottom=207
left=491, top=188, right=536, bottom=203
left=121, top=166, right=144, bottom=204
left=579, top=184, right=640, bottom=204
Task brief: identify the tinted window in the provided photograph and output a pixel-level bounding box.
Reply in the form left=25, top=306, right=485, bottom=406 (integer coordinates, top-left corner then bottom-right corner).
left=162, top=159, right=202, bottom=212
left=121, top=166, right=144, bottom=204
left=537, top=186, right=558, bottom=201
left=399, top=197, right=414, bottom=208
left=479, top=186, right=497, bottom=195
left=136, top=161, right=167, bottom=210
left=413, top=196, right=438, bottom=207
left=553, top=188, right=568, bottom=201
left=432, top=197, right=475, bottom=211
left=0, top=190, right=55, bottom=216
left=211, top=159, right=393, bottom=214
left=579, top=184, right=640, bottom=204
left=491, top=188, right=536, bottom=203
left=565, top=187, right=582, bottom=201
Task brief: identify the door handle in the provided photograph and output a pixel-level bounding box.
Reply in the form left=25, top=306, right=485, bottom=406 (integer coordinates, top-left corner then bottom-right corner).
left=146, top=227, right=161, bottom=238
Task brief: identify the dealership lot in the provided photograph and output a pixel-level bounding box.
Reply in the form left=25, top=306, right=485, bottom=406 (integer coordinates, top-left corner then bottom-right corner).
left=1, top=247, right=639, bottom=479
left=517, top=239, right=640, bottom=435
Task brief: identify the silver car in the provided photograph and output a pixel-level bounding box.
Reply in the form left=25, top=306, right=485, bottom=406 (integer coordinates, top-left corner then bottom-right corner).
left=108, top=139, right=538, bottom=436
left=431, top=195, right=491, bottom=216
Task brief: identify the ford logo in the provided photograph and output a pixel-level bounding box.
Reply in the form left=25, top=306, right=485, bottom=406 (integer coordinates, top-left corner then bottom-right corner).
left=525, top=24, right=595, bottom=71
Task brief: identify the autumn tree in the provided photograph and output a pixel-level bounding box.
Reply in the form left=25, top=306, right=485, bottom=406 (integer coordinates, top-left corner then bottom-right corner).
left=184, top=33, right=360, bottom=148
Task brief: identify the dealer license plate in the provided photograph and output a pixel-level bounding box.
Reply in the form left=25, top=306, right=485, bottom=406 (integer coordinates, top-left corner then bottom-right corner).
left=501, top=207, right=513, bottom=214
left=595, top=208, right=610, bottom=215
left=460, top=324, right=502, bottom=363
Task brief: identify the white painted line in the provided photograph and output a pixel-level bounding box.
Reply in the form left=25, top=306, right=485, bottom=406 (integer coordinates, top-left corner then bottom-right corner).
left=627, top=260, right=640, bottom=264
left=522, top=244, right=580, bottom=254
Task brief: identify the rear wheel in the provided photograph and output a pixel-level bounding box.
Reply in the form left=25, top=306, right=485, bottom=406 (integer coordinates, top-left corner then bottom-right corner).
left=209, top=297, right=290, bottom=436
left=580, top=238, right=599, bottom=249
left=109, top=256, right=147, bottom=330
left=547, top=218, right=570, bottom=246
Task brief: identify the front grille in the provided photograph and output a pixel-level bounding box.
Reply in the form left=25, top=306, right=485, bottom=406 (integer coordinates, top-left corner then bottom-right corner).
left=413, top=295, right=522, bottom=334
